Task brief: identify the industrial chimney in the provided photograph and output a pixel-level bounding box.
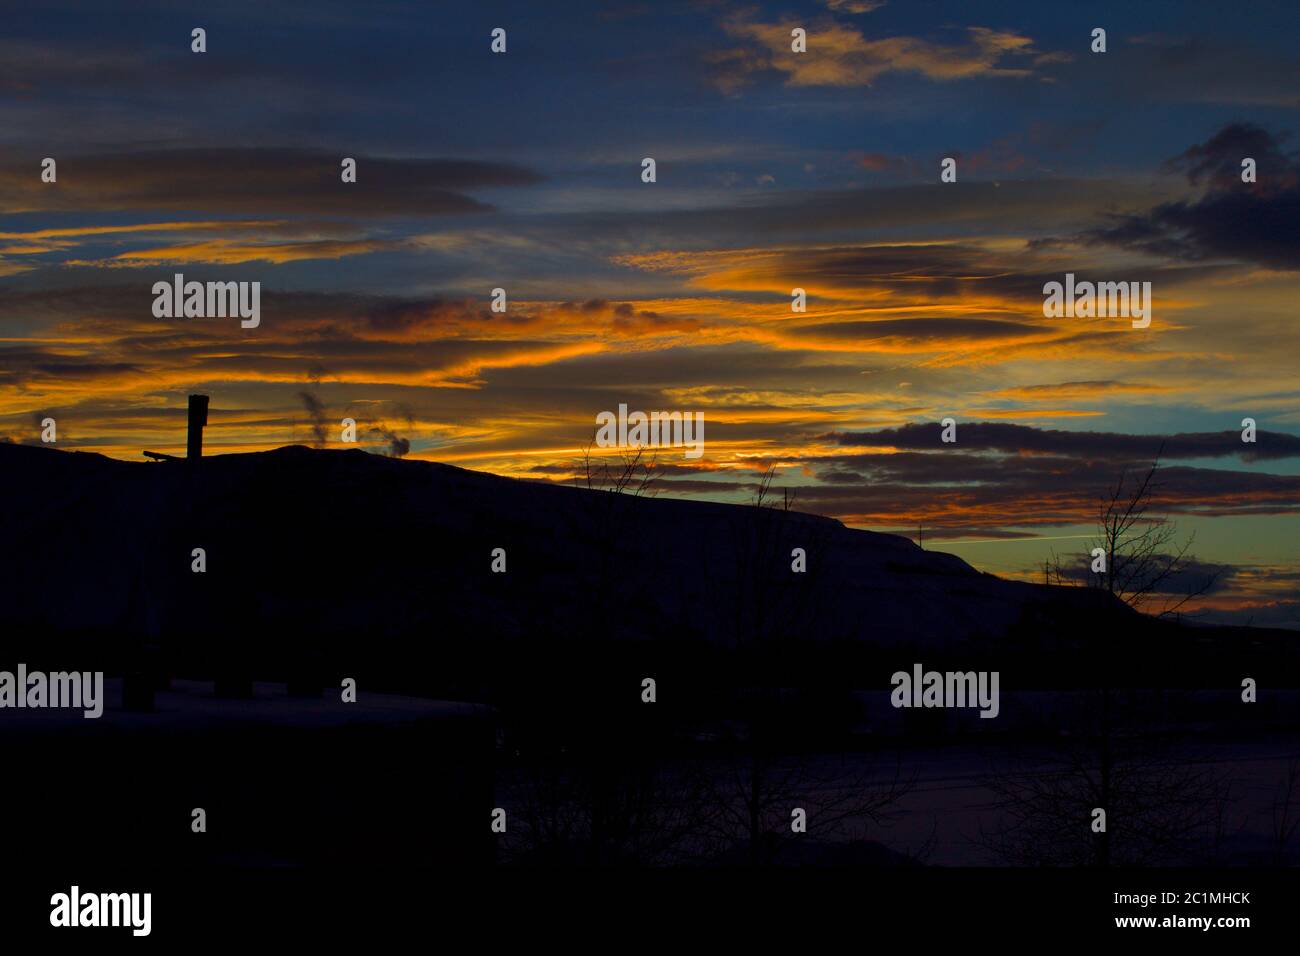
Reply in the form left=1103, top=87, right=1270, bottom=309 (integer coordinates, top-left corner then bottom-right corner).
left=187, top=394, right=209, bottom=460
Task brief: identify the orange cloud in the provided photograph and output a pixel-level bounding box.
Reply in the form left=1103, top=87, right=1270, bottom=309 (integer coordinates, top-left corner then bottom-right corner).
left=710, top=16, right=1061, bottom=92
left=984, top=380, right=1173, bottom=400
left=72, top=237, right=395, bottom=266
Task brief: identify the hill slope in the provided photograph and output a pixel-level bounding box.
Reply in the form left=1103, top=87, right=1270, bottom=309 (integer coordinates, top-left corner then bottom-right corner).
left=0, top=443, right=1291, bottom=692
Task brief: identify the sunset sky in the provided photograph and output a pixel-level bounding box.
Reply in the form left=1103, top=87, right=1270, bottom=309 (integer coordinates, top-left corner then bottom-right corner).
left=2, top=0, right=1297, bottom=626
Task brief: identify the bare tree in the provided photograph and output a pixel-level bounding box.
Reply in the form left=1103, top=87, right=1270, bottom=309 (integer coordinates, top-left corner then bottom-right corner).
left=1270, top=758, right=1300, bottom=865
left=498, top=745, right=711, bottom=865
left=729, top=463, right=832, bottom=649
left=683, top=465, right=919, bottom=865
left=980, top=695, right=1233, bottom=866
left=687, top=746, right=915, bottom=865
left=1004, top=455, right=1233, bottom=867
left=577, top=439, right=662, bottom=498
left=1090, top=453, right=1220, bottom=617
left=1043, top=453, right=1219, bottom=620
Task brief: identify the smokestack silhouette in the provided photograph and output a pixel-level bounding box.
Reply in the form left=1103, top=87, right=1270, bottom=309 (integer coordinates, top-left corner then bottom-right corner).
left=187, top=394, right=209, bottom=460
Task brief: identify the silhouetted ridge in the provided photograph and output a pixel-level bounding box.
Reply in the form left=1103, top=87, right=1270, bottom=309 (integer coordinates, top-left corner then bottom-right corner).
left=0, top=444, right=1291, bottom=695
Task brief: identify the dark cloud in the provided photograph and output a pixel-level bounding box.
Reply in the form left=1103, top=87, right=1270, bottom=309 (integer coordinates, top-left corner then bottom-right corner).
left=536, top=178, right=1171, bottom=250
left=1039, top=124, right=1300, bottom=269
left=1, top=149, right=543, bottom=216
left=527, top=460, right=716, bottom=479
left=1165, top=123, right=1296, bottom=191
left=0, top=38, right=277, bottom=96
left=1050, top=555, right=1234, bottom=596
left=1117, top=35, right=1300, bottom=109
left=666, top=422, right=1300, bottom=534
left=0, top=347, right=141, bottom=388
left=793, top=318, right=1043, bottom=343
left=622, top=242, right=1225, bottom=315
left=778, top=462, right=1300, bottom=533
left=363, top=298, right=490, bottom=334
left=1192, top=602, right=1300, bottom=630
left=830, top=422, right=1300, bottom=462
left=812, top=448, right=1300, bottom=506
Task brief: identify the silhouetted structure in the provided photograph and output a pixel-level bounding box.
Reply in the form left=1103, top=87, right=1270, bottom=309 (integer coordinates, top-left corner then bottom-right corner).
left=187, top=393, right=209, bottom=460
left=142, top=393, right=210, bottom=462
